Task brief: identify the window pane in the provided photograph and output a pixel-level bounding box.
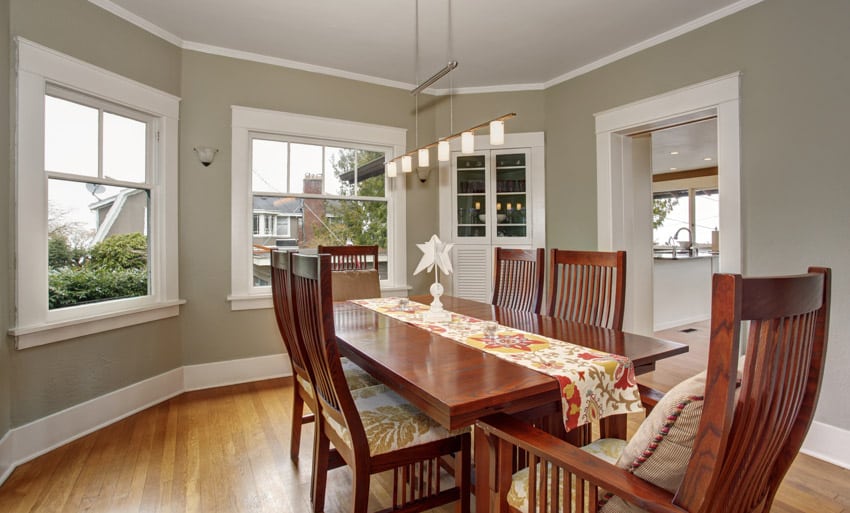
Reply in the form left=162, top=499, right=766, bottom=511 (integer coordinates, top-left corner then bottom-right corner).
left=652, top=190, right=689, bottom=245
left=290, top=143, right=323, bottom=194
left=45, top=95, right=98, bottom=177
left=103, top=111, right=147, bottom=183
left=250, top=195, right=388, bottom=284
left=252, top=139, right=288, bottom=193
left=324, top=148, right=386, bottom=197
left=48, top=178, right=150, bottom=309
left=695, top=189, right=719, bottom=244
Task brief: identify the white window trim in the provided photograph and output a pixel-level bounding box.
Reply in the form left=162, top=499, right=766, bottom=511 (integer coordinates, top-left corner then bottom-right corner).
left=10, top=38, right=183, bottom=349
left=229, top=106, right=407, bottom=310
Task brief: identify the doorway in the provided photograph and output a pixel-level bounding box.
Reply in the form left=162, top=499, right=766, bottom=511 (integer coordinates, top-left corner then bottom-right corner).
left=594, top=73, right=742, bottom=335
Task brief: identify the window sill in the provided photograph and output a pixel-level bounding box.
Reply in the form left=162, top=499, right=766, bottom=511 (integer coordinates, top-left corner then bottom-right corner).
left=9, top=300, right=186, bottom=350
left=228, top=283, right=411, bottom=311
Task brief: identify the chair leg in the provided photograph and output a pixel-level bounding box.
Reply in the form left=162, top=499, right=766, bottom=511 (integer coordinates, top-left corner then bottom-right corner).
left=290, top=388, right=304, bottom=462
left=312, top=426, right=330, bottom=513
left=350, top=465, right=371, bottom=513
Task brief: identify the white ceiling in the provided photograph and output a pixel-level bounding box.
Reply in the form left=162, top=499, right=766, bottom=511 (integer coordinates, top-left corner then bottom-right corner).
left=92, top=0, right=759, bottom=93
left=651, top=118, right=718, bottom=174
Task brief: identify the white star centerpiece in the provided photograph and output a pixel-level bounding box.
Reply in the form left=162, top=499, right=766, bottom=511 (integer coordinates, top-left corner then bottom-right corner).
left=413, top=234, right=454, bottom=321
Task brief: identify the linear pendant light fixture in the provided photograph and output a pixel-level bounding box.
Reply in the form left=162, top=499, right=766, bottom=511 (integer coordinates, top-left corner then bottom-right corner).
left=386, top=0, right=514, bottom=179
left=386, top=112, right=517, bottom=174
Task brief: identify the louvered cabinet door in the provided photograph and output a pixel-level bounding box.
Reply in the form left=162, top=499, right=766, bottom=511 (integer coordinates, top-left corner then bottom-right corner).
left=452, top=245, right=491, bottom=302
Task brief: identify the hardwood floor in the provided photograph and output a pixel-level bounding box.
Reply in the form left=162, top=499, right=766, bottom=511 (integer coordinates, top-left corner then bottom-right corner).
left=0, top=330, right=847, bottom=512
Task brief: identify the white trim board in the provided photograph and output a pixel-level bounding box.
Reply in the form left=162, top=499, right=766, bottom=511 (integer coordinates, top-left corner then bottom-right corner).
left=0, top=354, right=291, bottom=486
left=802, top=421, right=850, bottom=470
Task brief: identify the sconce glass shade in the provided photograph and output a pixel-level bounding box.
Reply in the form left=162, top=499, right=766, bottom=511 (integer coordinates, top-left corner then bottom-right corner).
left=418, top=148, right=430, bottom=167
left=386, top=161, right=398, bottom=178
left=437, top=140, right=450, bottom=162
left=194, top=146, right=218, bottom=167
left=489, top=120, right=505, bottom=145
left=401, top=155, right=412, bottom=173
left=461, top=131, right=474, bottom=154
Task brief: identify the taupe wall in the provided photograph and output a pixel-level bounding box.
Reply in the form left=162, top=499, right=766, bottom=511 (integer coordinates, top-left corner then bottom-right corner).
left=178, top=49, right=442, bottom=364
left=4, top=0, right=183, bottom=426
left=1, top=1, right=13, bottom=436
left=543, top=0, right=850, bottom=430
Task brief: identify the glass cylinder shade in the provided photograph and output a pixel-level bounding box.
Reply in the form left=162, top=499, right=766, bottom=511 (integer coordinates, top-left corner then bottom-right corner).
left=490, top=120, right=505, bottom=145
left=386, top=161, right=397, bottom=178
left=401, top=155, right=412, bottom=173
left=418, top=148, right=430, bottom=167
left=437, top=140, right=450, bottom=161
left=461, top=131, right=474, bottom=154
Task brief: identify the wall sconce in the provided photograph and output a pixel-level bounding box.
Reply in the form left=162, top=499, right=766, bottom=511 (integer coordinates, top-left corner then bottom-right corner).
left=193, top=146, right=218, bottom=167
left=415, top=166, right=431, bottom=183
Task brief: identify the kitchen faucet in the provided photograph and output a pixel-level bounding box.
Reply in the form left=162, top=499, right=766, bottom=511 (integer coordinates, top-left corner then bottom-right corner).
left=674, top=227, right=693, bottom=256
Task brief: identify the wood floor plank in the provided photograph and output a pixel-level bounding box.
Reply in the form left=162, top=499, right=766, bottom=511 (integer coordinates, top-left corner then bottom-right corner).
left=0, top=369, right=847, bottom=512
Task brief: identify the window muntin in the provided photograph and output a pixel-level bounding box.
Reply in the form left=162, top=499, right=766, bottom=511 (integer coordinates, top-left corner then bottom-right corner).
left=249, top=135, right=388, bottom=287
left=694, top=188, right=719, bottom=244
left=44, top=88, right=154, bottom=310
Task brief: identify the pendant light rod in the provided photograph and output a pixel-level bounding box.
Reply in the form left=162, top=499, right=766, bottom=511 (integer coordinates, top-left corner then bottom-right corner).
left=410, top=60, right=458, bottom=95
left=387, top=112, right=516, bottom=165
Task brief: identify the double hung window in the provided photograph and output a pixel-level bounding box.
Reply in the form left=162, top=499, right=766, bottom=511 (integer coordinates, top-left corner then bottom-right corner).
left=230, top=108, right=407, bottom=309
left=12, top=39, right=181, bottom=349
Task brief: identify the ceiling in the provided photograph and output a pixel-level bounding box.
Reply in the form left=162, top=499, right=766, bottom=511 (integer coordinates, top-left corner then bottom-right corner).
left=651, top=118, right=718, bottom=174
left=93, top=0, right=758, bottom=93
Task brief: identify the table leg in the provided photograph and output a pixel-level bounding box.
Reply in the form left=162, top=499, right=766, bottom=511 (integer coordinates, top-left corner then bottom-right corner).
left=473, top=424, right=492, bottom=513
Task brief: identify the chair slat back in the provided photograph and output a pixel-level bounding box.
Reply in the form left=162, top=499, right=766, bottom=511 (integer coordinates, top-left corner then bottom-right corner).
left=318, top=245, right=379, bottom=271
left=270, top=251, right=310, bottom=380
left=676, top=267, right=831, bottom=513
left=288, top=253, right=366, bottom=450
left=547, top=249, right=626, bottom=330
left=491, top=247, right=545, bottom=314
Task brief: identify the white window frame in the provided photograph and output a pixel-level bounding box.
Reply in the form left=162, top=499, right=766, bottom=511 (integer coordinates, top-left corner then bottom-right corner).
left=229, top=107, right=407, bottom=310
left=10, top=38, right=182, bottom=349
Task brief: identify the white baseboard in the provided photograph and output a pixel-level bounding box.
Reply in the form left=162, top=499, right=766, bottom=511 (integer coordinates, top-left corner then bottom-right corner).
left=653, top=314, right=710, bottom=332
left=0, top=430, right=13, bottom=486
left=801, top=420, right=850, bottom=470
left=184, top=354, right=291, bottom=391
left=0, top=354, right=292, bottom=486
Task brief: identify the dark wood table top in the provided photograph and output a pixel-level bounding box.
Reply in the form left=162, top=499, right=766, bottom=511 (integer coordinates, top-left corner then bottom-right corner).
left=334, top=295, right=688, bottom=431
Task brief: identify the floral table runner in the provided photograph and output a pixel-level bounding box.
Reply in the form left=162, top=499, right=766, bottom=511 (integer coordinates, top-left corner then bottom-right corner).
left=351, top=297, right=643, bottom=432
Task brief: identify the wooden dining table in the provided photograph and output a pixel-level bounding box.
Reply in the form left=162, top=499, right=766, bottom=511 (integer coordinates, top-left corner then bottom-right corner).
left=333, top=295, right=688, bottom=511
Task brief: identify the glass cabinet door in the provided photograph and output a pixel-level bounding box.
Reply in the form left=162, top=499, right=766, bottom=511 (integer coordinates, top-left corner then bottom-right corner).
left=455, top=154, right=487, bottom=239
left=494, top=151, right=528, bottom=240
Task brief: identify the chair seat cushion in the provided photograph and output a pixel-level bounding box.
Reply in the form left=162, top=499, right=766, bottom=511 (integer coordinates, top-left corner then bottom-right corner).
left=507, top=438, right=627, bottom=512
left=331, top=269, right=381, bottom=301
left=297, top=357, right=379, bottom=400
left=324, top=384, right=464, bottom=456
left=340, top=357, right=381, bottom=389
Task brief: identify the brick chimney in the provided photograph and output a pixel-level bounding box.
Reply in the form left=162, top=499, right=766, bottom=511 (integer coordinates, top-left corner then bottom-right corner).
left=301, top=173, right=325, bottom=246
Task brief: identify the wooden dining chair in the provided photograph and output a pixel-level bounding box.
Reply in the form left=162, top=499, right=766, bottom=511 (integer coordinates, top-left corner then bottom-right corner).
left=547, top=249, right=626, bottom=331
left=269, top=250, right=379, bottom=464
left=288, top=253, right=471, bottom=513
left=318, top=245, right=381, bottom=300
left=492, top=247, right=546, bottom=314
left=477, top=266, right=831, bottom=513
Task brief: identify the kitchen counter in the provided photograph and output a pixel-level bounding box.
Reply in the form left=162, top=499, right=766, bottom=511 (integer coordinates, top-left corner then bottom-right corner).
left=653, top=252, right=718, bottom=260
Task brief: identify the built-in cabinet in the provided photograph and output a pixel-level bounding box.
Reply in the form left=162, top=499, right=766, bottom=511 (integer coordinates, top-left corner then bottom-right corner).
left=438, top=132, right=545, bottom=302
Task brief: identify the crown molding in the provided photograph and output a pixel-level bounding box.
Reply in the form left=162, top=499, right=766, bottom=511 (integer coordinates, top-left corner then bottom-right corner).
left=88, top=0, right=764, bottom=94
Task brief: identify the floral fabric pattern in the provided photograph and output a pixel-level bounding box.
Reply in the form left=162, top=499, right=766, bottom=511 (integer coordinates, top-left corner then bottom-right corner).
left=352, top=298, right=642, bottom=432
left=324, top=384, right=463, bottom=456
